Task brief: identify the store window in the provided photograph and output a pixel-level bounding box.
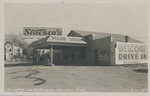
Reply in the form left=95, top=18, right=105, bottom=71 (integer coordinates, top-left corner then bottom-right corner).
left=77, top=48, right=86, bottom=60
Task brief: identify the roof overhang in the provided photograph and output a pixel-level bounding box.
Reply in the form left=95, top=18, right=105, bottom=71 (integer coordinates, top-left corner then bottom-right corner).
left=29, top=35, right=87, bottom=49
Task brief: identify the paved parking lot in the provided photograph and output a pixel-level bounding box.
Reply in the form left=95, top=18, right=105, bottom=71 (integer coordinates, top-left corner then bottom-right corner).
left=4, top=62, right=148, bottom=92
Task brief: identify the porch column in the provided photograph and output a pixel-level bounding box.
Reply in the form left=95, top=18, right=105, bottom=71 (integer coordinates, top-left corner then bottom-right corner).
left=50, top=45, right=53, bottom=65
left=42, top=49, right=44, bottom=55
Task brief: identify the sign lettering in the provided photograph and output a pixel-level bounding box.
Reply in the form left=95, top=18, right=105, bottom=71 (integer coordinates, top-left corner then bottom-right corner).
left=115, top=42, right=148, bottom=64
left=23, top=27, right=62, bottom=37
left=47, top=36, right=87, bottom=44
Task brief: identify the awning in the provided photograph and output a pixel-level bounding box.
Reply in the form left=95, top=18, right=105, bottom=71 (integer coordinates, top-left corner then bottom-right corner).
left=29, top=35, right=87, bottom=49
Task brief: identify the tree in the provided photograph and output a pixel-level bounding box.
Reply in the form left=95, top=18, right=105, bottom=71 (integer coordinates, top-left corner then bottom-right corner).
left=5, top=33, right=30, bottom=56
left=5, top=33, right=28, bottom=49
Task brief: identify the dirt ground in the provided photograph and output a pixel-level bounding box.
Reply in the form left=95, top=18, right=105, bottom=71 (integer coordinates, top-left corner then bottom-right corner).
left=4, top=62, right=148, bottom=92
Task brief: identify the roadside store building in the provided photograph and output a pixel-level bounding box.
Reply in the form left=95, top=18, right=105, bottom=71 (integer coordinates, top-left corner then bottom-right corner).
left=29, top=30, right=148, bottom=66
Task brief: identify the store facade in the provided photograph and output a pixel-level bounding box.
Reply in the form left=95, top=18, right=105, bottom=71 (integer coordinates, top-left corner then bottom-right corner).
left=28, top=29, right=148, bottom=66
left=29, top=35, right=87, bottom=65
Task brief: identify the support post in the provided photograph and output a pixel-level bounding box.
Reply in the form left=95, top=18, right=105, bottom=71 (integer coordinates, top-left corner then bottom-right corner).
left=28, top=48, right=30, bottom=62
left=43, top=49, right=44, bottom=55
left=50, top=45, right=53, bottom=65
left=12, top=44, right=14, bottom=62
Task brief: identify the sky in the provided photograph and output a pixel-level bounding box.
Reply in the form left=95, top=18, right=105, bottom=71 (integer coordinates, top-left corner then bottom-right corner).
left=5, top=3, right=148, bottom=43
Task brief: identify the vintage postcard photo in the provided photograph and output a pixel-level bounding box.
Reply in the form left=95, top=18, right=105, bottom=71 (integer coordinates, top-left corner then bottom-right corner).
left=1, top=0, right=149, bottom=95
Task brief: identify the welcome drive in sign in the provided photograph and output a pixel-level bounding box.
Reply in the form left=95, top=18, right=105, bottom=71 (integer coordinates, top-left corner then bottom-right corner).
left=115, top=42, right=148, bottom=64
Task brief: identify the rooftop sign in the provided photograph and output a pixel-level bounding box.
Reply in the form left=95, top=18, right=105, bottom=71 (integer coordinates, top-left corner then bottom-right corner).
left=47, top=36, right=87, bottom=44
left=23, top=27, right=62, bottom=38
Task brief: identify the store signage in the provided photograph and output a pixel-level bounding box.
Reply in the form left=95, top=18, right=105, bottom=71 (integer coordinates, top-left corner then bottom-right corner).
left=115, top=42, right=148, bottom=64
left=47, top=36, right=87, bottom=44
left=99, top=49, right=108, bottom=60
left=5, top=43, right=12, bottom=50
left=23, top=27, right=62, bottom=37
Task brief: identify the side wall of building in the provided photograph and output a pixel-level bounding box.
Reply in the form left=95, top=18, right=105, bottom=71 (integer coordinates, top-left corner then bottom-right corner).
left=110, top=41, right=116, bottom=66
left=86, top=36, right=112, bottom=65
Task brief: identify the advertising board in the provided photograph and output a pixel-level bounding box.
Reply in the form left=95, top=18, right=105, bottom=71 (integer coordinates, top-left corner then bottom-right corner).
left=99, top=49, right=108, bottom=61
left=47, top=36, right=87, bottom=44
left=23, top=27, right=62, bottom=38
left=115, top=42, right=148, bottom=64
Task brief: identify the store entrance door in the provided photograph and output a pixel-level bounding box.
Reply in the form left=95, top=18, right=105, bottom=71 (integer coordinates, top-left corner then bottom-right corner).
left=53, top=50, right=63, bottom=65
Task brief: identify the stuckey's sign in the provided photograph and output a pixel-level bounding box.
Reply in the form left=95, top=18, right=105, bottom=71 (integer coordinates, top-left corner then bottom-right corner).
left=23, top=27, right=62, bottom=37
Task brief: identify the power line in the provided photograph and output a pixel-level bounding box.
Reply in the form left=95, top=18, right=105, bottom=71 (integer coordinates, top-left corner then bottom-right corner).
left=5, top=4, right=15, bottom=25
left=9, top=4, right=28, bottom=34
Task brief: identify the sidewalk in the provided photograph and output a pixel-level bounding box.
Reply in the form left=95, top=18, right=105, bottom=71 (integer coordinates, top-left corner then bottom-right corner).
left=4, top=59, right=43, bottom=67
left=5, top=60, right=29, bottom=64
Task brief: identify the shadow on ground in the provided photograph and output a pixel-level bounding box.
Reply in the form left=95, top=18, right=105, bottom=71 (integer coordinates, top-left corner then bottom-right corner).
left=5, top=63, right=43, bottom=67
left=5, top=63, right=108, bottom=67
left=5, top=62, right=148, bottom=67
left=10, top=69, right=46, bottom=86
left=134, top=69, right=148, bottom=73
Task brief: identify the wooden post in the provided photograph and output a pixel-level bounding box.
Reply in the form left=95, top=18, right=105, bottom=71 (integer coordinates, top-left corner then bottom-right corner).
left=50, top=45, right=53, bottom=65
left=12, top=44, right=14, bottom=62
left=36, top=49, right=38, bottom=63
left=27, top=48, right=30, bottom=62
left=43, top=49, right=44, bottom=55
